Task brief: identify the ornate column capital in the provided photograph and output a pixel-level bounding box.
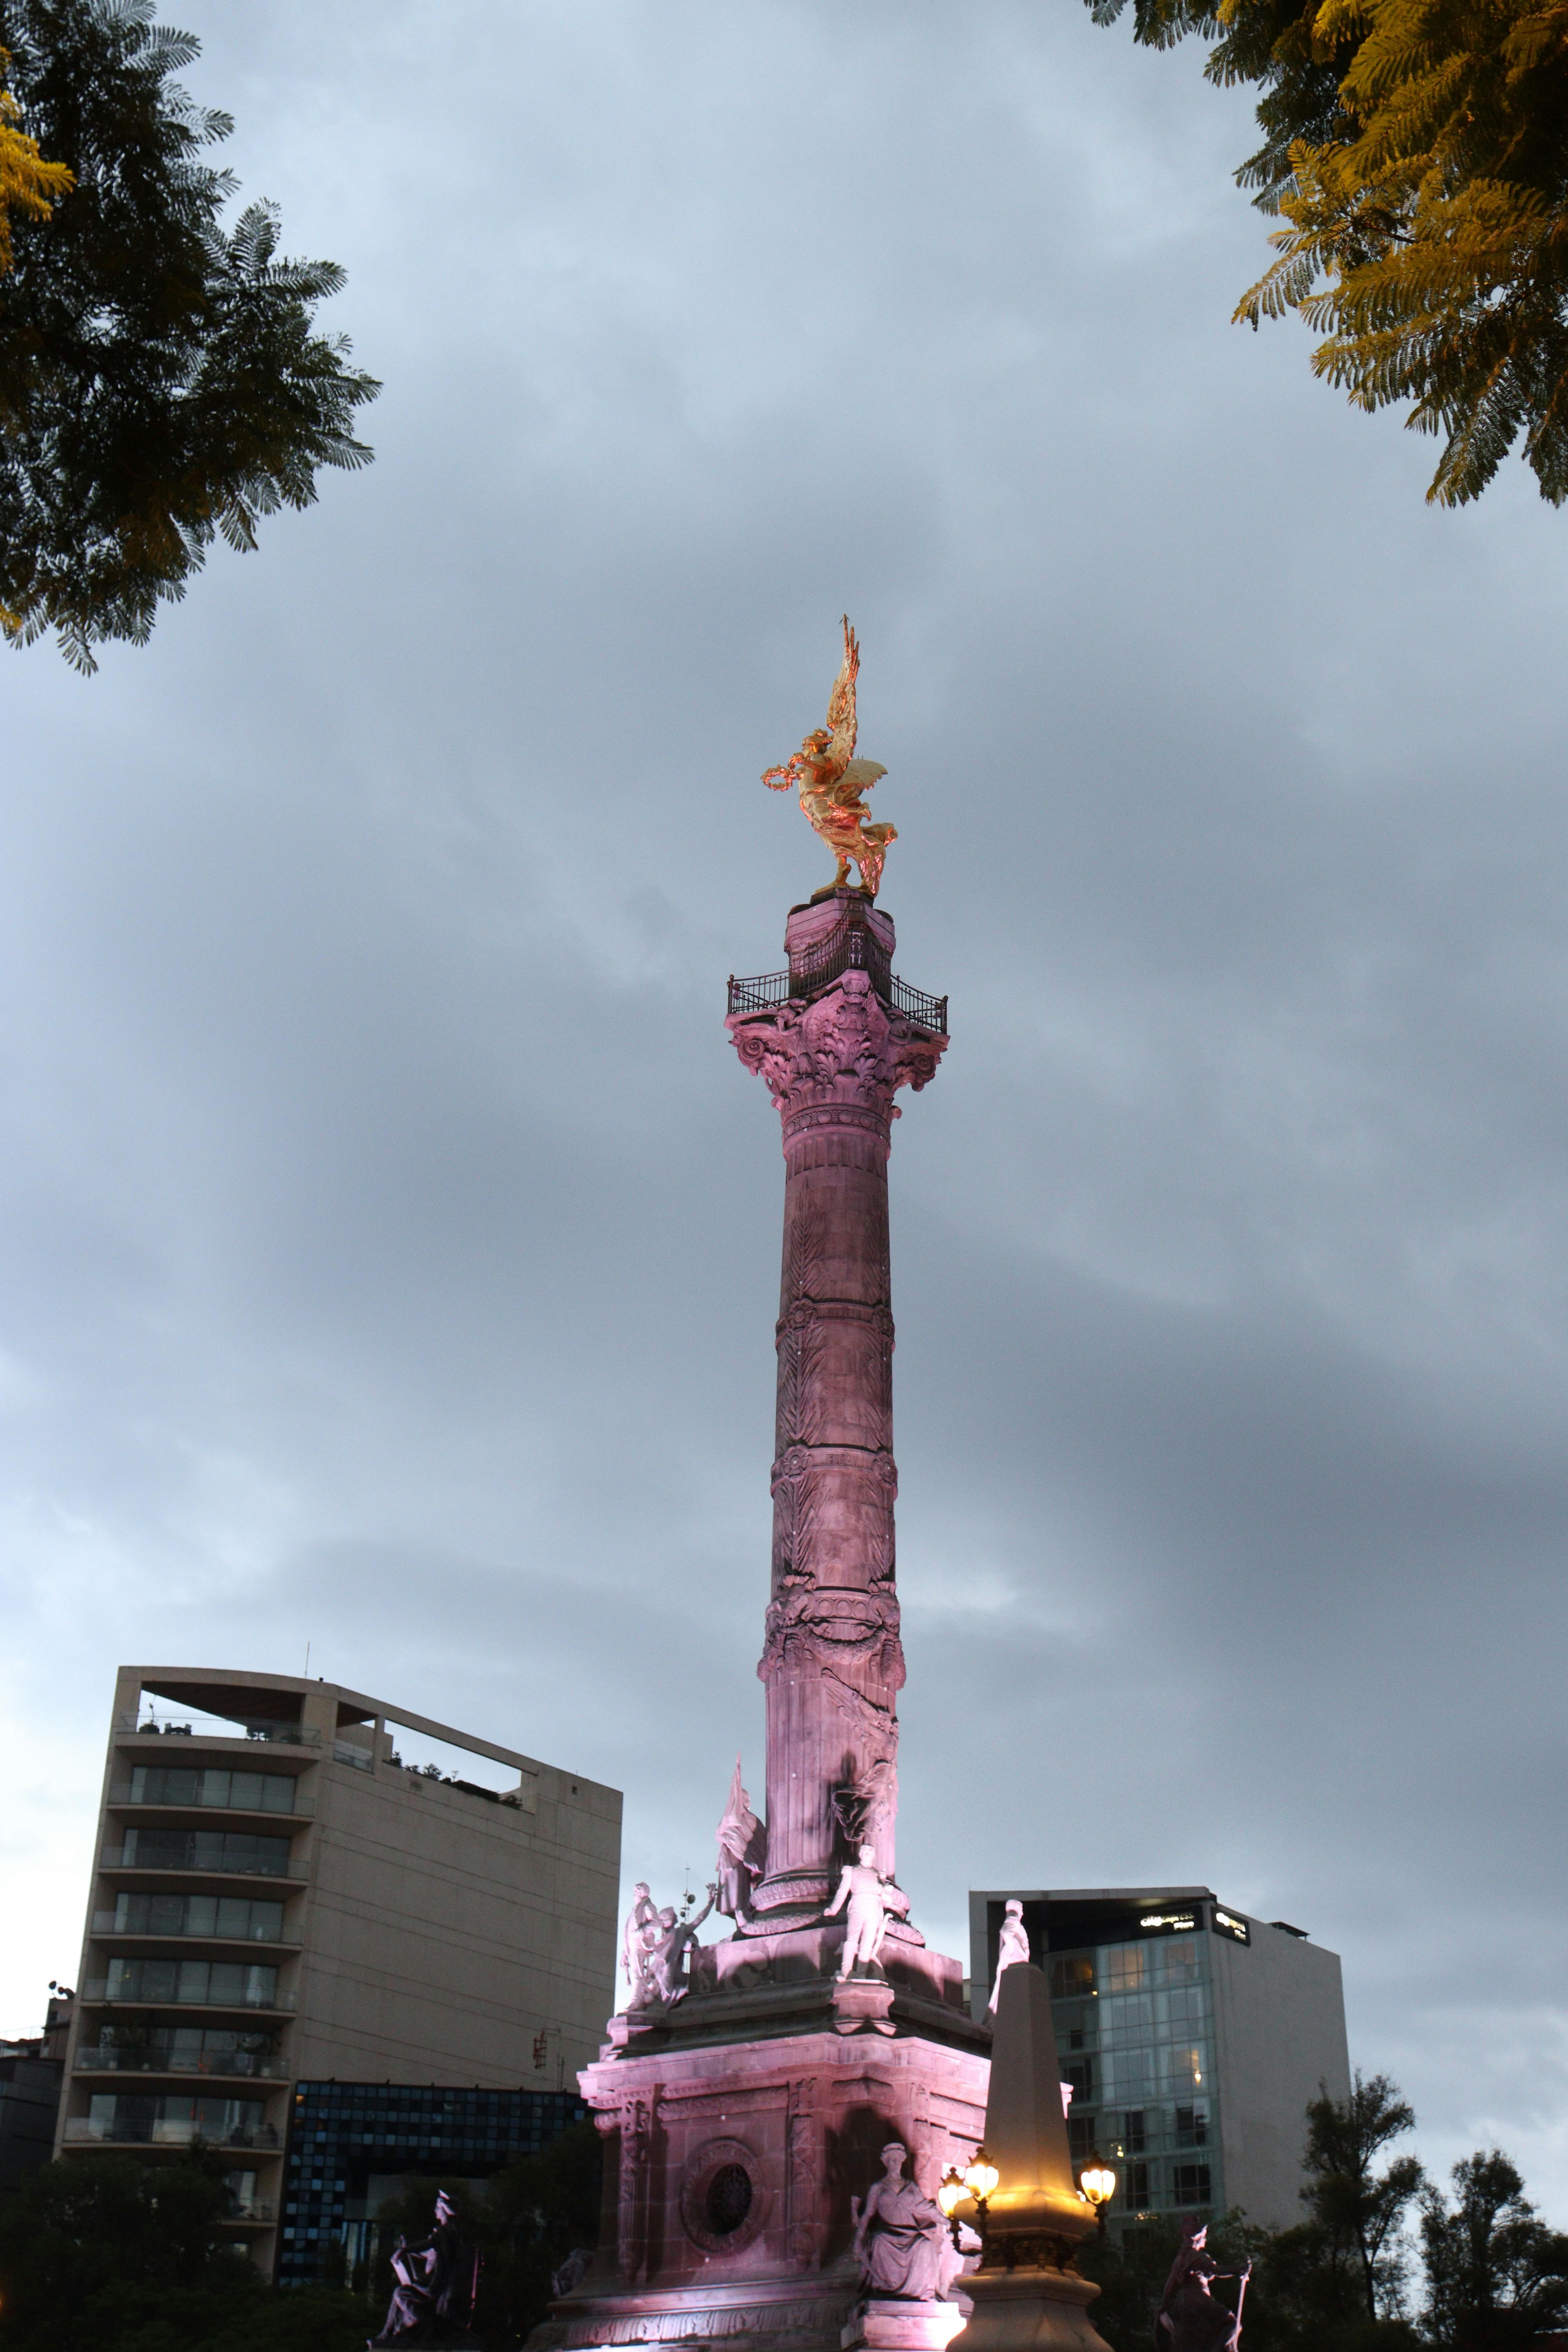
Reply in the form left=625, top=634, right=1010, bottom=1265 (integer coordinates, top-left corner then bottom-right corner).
left=727, top=970, right=946, bottom=1133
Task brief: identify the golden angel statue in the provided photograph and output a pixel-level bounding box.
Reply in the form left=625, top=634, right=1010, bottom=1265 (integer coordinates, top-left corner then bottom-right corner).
left=762, top=617, right=897, bottom=897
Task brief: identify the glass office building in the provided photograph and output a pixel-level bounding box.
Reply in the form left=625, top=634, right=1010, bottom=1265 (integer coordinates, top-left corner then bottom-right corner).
left=1048, top=1912, right=1221, bottom=2221
left=969, top=1886, right=1350, bottom=2234
left=278, top=2080, right=587, bottom=2285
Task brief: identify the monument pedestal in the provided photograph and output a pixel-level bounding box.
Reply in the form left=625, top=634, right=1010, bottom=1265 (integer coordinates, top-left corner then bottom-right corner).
left=956, top=2269, right=1107, bottom=2352
left=842, top=2295, right=968, bottom=2351
left=535, top=1976, right=988, bottom=2352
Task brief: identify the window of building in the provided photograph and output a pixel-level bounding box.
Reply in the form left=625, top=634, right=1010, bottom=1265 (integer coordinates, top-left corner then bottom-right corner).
left=111, top=1894, right=285, bottom=1941
left=1172, top=2164, right=1212, bottom=2208
left=1122, top=2160, right=1151, bottom=2210
left=105, top=1958, right=279, bottom=2006
left=1123, top=2111, right=1146, bottom=2153
left=1175, top=2105, right=1209, bottom=2147
left=1049, top=1955, right=1096, bottom=1999
left=121, top=1827, right=292, bottom=1874
left=127, top=1766, right=296, bottom=1813
left=1104, top=1945, right=1146, bottom=1994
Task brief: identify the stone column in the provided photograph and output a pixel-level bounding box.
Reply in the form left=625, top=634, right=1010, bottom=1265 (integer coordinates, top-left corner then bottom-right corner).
left=727, top=891, right=946, bottom=1928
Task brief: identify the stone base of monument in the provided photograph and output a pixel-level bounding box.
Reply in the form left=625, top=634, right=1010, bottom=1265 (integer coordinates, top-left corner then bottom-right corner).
left=531, top=1978, right=990, bottom=2352
left=840, top=2295, right=969, bottom=2352
left=955, top=2266, right=1109, bottom=2352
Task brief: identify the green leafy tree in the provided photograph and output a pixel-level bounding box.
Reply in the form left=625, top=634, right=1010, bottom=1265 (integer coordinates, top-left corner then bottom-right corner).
left=1086, top=0, right=1568, bottom=504
left=1290, top=2071, right=1426, bottom=2324
left=0, top=0, right=377, bottom=670
left=0, top=2147, right=264, bottom=2352
left=1419, top=2149, right=1568, bottom=2347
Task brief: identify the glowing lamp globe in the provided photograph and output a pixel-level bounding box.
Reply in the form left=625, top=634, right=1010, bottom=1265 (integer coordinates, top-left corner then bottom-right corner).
left=938, top=2168, right=966, bottom=2219
left=964, top=2148, right=1000, bottom=2205
left=1079, top=2156, right=1117, bottom=2209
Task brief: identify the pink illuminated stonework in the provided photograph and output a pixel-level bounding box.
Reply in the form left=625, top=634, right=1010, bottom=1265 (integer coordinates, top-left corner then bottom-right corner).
left=533, top=890, right=987, bottom=2352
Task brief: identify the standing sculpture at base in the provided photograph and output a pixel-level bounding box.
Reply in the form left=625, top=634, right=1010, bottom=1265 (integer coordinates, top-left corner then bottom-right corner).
left=369, top=2189, right=480, bottom=2349
left=1156, top=2225, right=1250, bottom=2352
left=827, top=1844, right=897, bottom=1978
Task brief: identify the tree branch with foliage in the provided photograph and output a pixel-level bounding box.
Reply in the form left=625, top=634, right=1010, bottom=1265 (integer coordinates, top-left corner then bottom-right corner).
left=0, top=43, right=71, bottom=269
left=1087, top=0, right=1568, bottom=504
left=1420, top=2149, right=1568, bottom=2347
left=0, top=0, right=378, bottom=670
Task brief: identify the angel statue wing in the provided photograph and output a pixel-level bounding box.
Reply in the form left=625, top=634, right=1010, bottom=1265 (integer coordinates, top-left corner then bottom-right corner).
left=823, top=615, right=861, bottom=775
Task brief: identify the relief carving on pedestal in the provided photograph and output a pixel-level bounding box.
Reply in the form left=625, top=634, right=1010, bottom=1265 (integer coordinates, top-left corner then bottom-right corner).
left=610, top=2093, right=657, bottom=2287
left=784, top=2077, right=826, bottom=2268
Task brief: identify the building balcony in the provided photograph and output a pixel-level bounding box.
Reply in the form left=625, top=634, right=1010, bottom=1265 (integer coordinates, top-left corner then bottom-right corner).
left=100, top=1847, right=308, bottom=1882
left=91, top=1918, right=298, bottom=1949
left=62, top=2118, right=283, bottom=2151
left=75, top=2048, right=289, bottom=2080
left=222, top=2204, right=278, bottom=2227
left=116, top=1712, right=321, bottom=1749
left=80, top=1979, right=296, bottom=2014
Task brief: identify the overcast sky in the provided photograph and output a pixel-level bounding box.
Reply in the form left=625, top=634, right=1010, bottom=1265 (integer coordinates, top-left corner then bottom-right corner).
left=6, top=0, right=1568, bottom=2226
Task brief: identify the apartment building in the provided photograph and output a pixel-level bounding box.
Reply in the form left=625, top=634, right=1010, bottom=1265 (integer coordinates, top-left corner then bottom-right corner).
left=56, top=1667, right=621, bottom=2276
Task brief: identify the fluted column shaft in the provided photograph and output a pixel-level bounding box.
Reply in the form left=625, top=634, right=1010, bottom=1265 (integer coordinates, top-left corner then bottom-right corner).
left=727, top=894, right=946, bottom=1926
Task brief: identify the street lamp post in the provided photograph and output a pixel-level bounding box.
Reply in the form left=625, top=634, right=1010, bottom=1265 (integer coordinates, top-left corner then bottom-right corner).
left=1077, top=2153, right=1118, bottom=2238
left=937, top=2145, right=1000, bottom=2254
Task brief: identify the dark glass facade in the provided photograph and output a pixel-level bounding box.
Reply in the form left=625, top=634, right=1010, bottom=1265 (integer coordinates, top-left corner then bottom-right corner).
left=1051, top=1928, right=1220, bottom=2223
left=278, top=2081, right=587, bottom=2285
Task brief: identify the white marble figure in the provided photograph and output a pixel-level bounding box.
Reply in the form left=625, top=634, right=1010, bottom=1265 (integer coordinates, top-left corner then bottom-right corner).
left=644, top=1884, right=718, bottom=2005
left=986, top=1897, right=1030, bottom=2017
left=715, top=1757, right=767, bottom=1922
left=851, top=2142, right=962, bottom=2302
left=826, top=1842, right=895, bottom=1980
left=621, top=1882, right=657, bottom=2003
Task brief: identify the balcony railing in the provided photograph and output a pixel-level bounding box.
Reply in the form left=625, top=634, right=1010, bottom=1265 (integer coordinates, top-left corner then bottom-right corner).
left=101, top=1846, right=307, bottom=1879
left=91, top=1912, right=289, bottom=1944
left=62, top=2119, right=282, bottom=2150
left=75, top=2049, right=287, bottom=2078
left=81, top=1980, right=296, bottom=2011
left=107, top=1781, right=309, bottom=1818
left=117, top=1713, right=321, bottom=1747
left=223, top=2203, right=278, bottom=2225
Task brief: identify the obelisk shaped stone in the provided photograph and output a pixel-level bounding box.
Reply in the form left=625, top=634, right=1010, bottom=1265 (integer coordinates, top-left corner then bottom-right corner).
left=980, top=1962, right=1085, bottom=2233
left=952, top=1964, right=1109, bottom=2352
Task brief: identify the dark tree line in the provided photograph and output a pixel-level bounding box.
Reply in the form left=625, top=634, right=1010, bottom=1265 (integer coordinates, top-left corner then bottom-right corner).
left=0, top=2123, right=601, bottom=2352
left=1082, top=2072, right=1568, bottom=2352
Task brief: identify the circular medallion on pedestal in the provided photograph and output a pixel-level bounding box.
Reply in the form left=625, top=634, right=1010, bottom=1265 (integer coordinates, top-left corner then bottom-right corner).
left=678, top=2136, right=770, bottom=2255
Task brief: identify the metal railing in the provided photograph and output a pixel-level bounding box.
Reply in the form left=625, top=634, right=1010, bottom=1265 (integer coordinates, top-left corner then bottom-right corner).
left=728, top=965, right=948, bottom=1034
left=106, top=1782, right=309, bottom=1817
left=117, top=1713, right=321, bottom=1747
left=80, top=1980, right=297, bottom=2011
left=62, top=2118, right=282, bottom=2150
left=91, top=1912, right=289, bottom=1943
left=101, top=1846, right=306, bottom=1878
left=75, top=2049, right=287, bottom=2078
